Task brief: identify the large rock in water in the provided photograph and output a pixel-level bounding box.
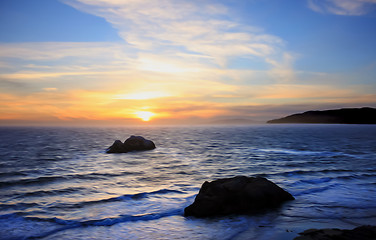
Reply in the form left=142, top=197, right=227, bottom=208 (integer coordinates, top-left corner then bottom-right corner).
left=184, top=176, right=294, bottom=217
left=106, top=136, right=156, bottom=153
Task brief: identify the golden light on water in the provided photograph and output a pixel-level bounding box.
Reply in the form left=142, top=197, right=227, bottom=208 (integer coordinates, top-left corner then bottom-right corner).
left=135, top=111, right=155, bottom=122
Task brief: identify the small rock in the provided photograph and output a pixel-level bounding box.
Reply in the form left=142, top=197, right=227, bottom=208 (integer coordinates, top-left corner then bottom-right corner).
left=106, top=135, right=156, bottom=153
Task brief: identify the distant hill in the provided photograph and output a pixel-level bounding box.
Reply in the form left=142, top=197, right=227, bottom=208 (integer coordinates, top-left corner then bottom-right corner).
left=267, top=107, right=376, bottom=124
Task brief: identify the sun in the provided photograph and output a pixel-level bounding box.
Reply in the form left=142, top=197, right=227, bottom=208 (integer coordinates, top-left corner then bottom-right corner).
left=135, top=111, right=155, bottom=121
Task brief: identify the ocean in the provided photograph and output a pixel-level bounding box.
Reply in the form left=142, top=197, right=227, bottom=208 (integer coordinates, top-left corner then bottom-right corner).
left=0, top=125, right=375, bottom=240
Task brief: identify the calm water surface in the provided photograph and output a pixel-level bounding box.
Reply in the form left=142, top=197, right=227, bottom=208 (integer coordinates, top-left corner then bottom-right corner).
left=0, top=125, right=375, bottom=239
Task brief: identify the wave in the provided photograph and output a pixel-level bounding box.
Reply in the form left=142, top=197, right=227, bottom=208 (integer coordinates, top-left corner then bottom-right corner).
left=336, top=173, right=376, bottom=180
left=0, top=202, right=39, bottom=211
left=24, top=212, right=184, bottom=226
left=280, top=212, right=376, bottom=220
left=298, top=177, right=333, bottom=184
left=258, top=148, right=323, bottom=155
left=48, top=189, right=185, bottom=210
left=0, top=171, right=28, bottom=179
left=1, top=188, right=185, bottom=214
left=0, top=171, right=140, bottom=189
left=318, top=204, right=376, bottom=210
left=1, top=209, right=183, bottom=239
left=261, top=169, right=376, bottom=178
left=292, top=184, right=338, bottom=196
left=0, top=176, right=67, bottom=188
left=79, top=170, right=141, bottom=179
left=13, top=187, right=86, bottom=198
left=256, top=148, right=366, bottom=158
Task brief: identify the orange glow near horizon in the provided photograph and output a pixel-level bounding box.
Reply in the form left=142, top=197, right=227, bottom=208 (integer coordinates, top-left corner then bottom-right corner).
left=1, top=85, right=374, bottom=126
left=134, top=111, right=155, bottom=122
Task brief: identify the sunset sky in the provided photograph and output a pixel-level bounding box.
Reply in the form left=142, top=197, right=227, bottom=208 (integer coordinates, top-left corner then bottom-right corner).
left=1, top=0, right=376, bottom=125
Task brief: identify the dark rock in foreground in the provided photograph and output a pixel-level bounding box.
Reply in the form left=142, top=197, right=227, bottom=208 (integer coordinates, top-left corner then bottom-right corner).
left=106, top=135, right=156, bottom=153
left=267, top=107, right=376, bottom=124
left=184, top=176, right=294, bottom=217
left=294, top=225, right=376, bottom=240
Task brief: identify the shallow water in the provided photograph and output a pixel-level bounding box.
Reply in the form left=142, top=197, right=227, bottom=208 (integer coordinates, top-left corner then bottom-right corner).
left=0, top=124, right=375, bottom=239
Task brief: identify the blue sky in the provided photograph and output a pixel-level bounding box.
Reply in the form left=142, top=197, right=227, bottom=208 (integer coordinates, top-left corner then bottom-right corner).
left=0, top=0, right=121, bottom=42
left=0, top=0, right=376, bottom=125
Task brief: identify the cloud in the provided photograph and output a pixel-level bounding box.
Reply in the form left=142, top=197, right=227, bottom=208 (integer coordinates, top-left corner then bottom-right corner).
left=113, top=91, right=172, bottom=100
left=308, top=0, right=376, bottom=15
left=0, top=79, right=32, bottom=94
left=43, top=88, right=58, bottom=91
left=0, top=42, right=129, bottom=60
left=0, top=0, right=296, bottom=98
left=266, top=53, right=296, bottom=83
left=62, top=0, right=284, bottom=68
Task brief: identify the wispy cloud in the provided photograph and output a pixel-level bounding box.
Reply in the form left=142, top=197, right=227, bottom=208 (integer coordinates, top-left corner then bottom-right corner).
left=308, top=0, right=376, bottom=16
left=42, top=88, right=58, bottom=91
left=266, top=53, right=296, bottom=83
left=0, top=0, right=295, bottom=93
left=0, top=42, right=129, bottom=60
left=62, top=0, right=285, bottom=69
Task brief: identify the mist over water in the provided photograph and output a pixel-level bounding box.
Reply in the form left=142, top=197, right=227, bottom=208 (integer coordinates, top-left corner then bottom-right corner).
left=0, top=125, right=375, bottom=239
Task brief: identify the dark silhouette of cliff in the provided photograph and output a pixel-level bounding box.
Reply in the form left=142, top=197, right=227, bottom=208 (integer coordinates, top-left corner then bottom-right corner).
left=267, top=107, right=376, bottom=124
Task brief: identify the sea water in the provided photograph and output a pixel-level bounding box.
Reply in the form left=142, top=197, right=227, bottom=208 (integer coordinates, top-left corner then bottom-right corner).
left=0, top=125, right=375, bottom=240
